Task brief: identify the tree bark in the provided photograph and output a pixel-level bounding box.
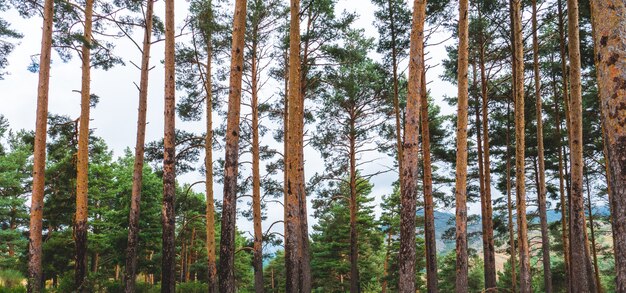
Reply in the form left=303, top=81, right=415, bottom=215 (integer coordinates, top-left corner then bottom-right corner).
left=382, top=228, right=392, bottom=293
left=218, top=0, right=248, bottom=291
left=251, top=30, right=264, bottom=293
left=584, top=172, right=603, bottom=293
left=589, top=1, right=626, bottom=291
left=565, top=0, right=594, bottom=290
left=204, top=19, right=218, bottom=293
left=285, top=0, right=305, bottom=291
left=388, top=0, right=403, bottom=195
left=531, top=1, right=552, bottom=291
left=454, top=0, right=469, bottom=290
left=125, top=1, right=154, bottom=291
left=512, top=0, right=531, bottom=291
left=28, top=0, right=54, bottom=291
left=477, top=12, right=496, bottom=288
left=506, top=101, right=517, bottom=293
left=161, top=0, right=177, bottom=291
left=349, top=120, right=359, bottom=293
left=75, top=1, right=94, bottom=290
left=398, top=0, right=426, bottom=292
left=420, top=63, right=438, bottom=293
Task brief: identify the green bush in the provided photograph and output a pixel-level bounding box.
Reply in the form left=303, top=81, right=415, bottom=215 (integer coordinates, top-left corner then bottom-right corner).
left=0, top=270, right=25, bottom=289
left=176, top=282, right=208, bottom=293
left=0, top=287, right=26, bottom=293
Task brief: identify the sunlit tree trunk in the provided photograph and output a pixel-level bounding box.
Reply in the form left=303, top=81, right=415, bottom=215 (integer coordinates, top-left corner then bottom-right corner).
left=204, top=22, right=218, bottom=293
left=125, top=1, right=154, bottom=291
left=589, top=1, right=626, bottom=290
left=454, top=0, right=469, bottom=290
left=512, top=0, right=531, bottom=291
left=251, top=29, right=264, bottom=292
left=531, top=1, right=552, bottom=291
left=506, top=101, right=517, bottom=293
left=75, top=1, right=94, bottom=290
left=218, top=0, right=248, bottom=291
left=398, top=0, right=426, bottom=291
left=565, top=0, right=595, bottom=290
left=161, top=0, right=177, bottom=291
left=28, top=0, right=54, bottom=291
left=421, top=59, right=438, bottom=293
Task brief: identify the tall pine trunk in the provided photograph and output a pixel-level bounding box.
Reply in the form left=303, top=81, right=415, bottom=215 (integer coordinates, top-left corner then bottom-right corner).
left=398, top=0, right=426, bottom=291
left=204, top=25, right=217, bottom=293
left=75, top=1, right=94, bottom=290
left=251, top=32, right=264, bottom=293
left=125, top=1, right=154, bottom=291
left=218, top=0, right=248, bottom=291
left=161, top=0, right=177, bottom=291
left=420, top=64, right=439, bottom=293
left=388, top=0, right=403, bottom=194
left=284, top=0, right=305, bottom=291
left=512, top=0, right=531, bottom=291
left=531, top=0, right=552, bottom=291
left=349, top=123, right=359, bottom=293
left=589, top=1, right=626, bottom=290
left=566, top=0, right=594, bottom=290
left=28, top=0, right=54, bottom=291
left=477, top=11, right=496, bottom=288
left=505, top=101, right=517, bottom=293
left=584, top=171, right=603, bottom=293
left=454, top=0, right=470, bottom=290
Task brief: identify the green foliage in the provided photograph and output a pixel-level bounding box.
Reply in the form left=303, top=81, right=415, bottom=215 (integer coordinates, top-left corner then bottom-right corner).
left=438, top=252, right=484, bottom=292
left=0, top=269, right=24, bottom=289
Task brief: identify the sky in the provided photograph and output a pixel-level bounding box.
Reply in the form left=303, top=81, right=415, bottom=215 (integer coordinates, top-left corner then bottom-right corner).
left=0, top=0, right=466, bottom=239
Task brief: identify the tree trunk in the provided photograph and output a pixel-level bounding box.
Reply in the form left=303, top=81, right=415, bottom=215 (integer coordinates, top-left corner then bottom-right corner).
left=382, top=228, right=392, bottom=293
left=477, top=12, right=496, bottom=288
left=531, top=0, right=552, bottom=290
left=28, top=0, right=54, bottom=291
left=398, top=0, right=426, bottom=292
left=512, top=0, right=531, bottom=291
left=349, top=123, right=359, bottom=293
left=454, top=0, right=469, bottom=290
left=589, top=1, right=626, bottom=291
left=218, top=0, right=248, bottom=291
left=565, top=0, right=593, bottom=290
left=285, top=0, right=303, bottom=291
left=388, top=0, right=403, bottom=195
left=585, top=172, right=603, bottom=293
left=161, top=0, right=177, bottom=291
left=506, top=101, right=517, bottom=293
left=204, top=19, right=218, bottom=293
left=75, top=1, right=93, bottom=290
left=125, top=1, right=154, bottom=291
left=421, top=60, right=438, bottom=293
left=251, top=32, right=264, bottom=293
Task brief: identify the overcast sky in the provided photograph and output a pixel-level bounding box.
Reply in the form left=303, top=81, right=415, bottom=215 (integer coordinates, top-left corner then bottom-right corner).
left=1, top=0, right=467, bottom=238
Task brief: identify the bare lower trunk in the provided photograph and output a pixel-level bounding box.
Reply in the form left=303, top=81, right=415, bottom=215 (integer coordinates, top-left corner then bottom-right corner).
left=531, top=0, right=552, bottom=290
left=161, top=0, right=177, bottom=291
left=125, top=1, right=154, bottom=291
left=421, top=64, right=438, bottom=293
left=506, top=102, right=517, bottom=293
left=28, top=0, right=54, bottom=291
left=585, top=172, right=603, bottom=293
left=398, top=1, right=426, bottom=292
left=382, top=229, right=392, bottom=293
left=589, top=1, right=626, bottom=291
left=251, top=37, right=264, bottom=292
left=75, top=1, right=94, bottom=291
left=349, top=131, right=359, bottom=293
left=388, top=0, right=403, bottom=194
left=218, top=0, right=248, bottom=292
left=454, top=0, right=469, bottom=291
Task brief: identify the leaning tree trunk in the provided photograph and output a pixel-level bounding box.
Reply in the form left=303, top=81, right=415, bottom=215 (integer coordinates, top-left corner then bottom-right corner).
left=218, top=0, right=248, bottom=291
left=161, top=0, right=177, bottom=291
left=454, top=0, right=470, bottom=291
left=28, top=0, right=54, bottom=291
left=398, top=0, right=426, bottom=292
left=589, top=1, right=626, bottom=291
left=251, top=34, right=264, bottom=293
left=512, top=0, right=531, bottom=291
left=125, top=1, right=154, bottom=291
left=566, top=0, right=594, bottom=291
left=204, top=27, right=218, bottom=293
left=75, top=1, right=94, bottom=291
left=477, top=13, right=496, bottom=288
left=531, top=0, right=552, bottom=291
left=420, top=64, right=439, bottom=293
